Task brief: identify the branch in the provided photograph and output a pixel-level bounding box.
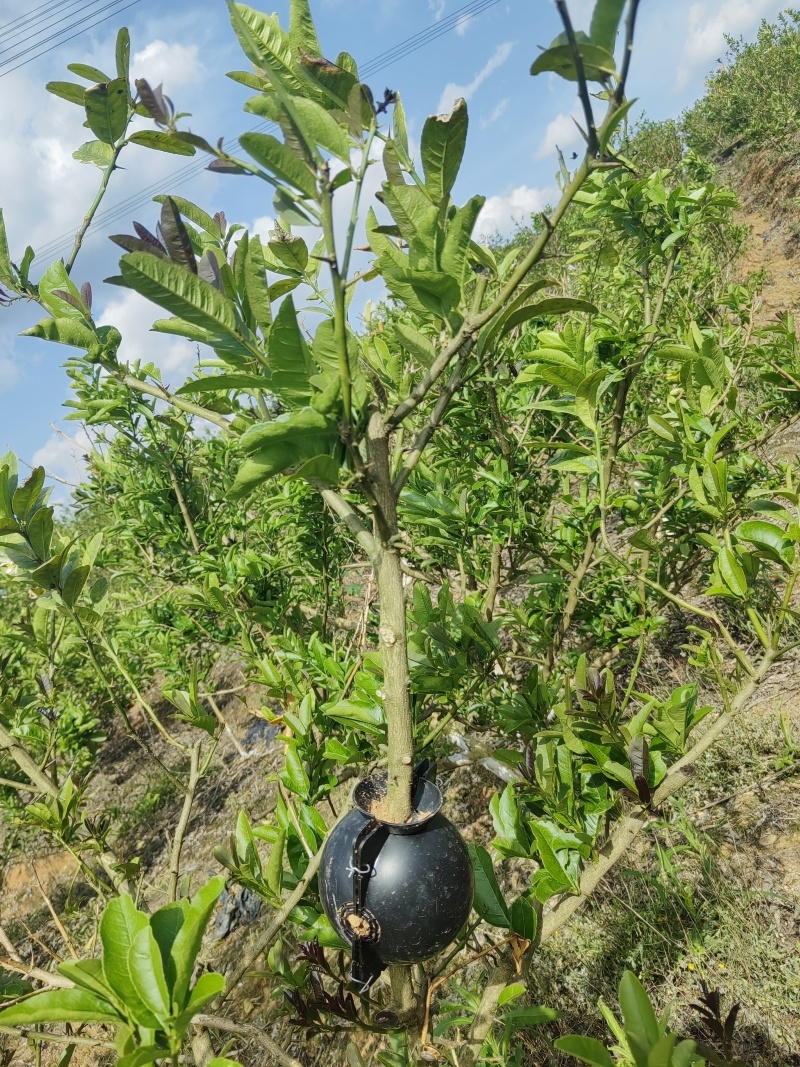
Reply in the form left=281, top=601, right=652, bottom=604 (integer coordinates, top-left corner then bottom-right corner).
left=168, top=742, right=201, bottom=901
left=195, top=1014, right=303, bottom=1067
left=0, top=957, right=72, bottom=990
left=0, top=722, right=57, bottom=797
left=312, top=484, right=378, bottom=560
left=217, top=806, right=350, bottom=1004
left=117, top=373, right=234, bottom=434
left=392, top=352, right=469, bottom=497
left=615, top=0, right=642, bottom=105
left=555, top=0, right=598, bottom=155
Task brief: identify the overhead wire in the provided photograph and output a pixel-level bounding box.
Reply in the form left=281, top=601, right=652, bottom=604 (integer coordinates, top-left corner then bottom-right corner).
left=33, top=0, right=503, bottom=262
left=0, top=0, right=124, bottom=60
left=0, top=0, right=87, bottom=43
left=0, top=0, right=143, bottom=77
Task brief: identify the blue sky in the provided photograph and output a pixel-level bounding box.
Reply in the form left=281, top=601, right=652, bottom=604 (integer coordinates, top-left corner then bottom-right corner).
left=0, top=0, right=789, bottom=492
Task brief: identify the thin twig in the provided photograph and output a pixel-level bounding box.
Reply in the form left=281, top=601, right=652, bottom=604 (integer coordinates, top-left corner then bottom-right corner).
left=555, top=0, right=598, bottom=155
left=195, top=1014, right=303, bottom=1067
left=29, top=865, right=77, bottom=959
left=168, top=743, right=201, bottom=902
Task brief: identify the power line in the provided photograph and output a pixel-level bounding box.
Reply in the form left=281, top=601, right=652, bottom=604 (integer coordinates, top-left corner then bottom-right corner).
left=0, top=0, right=142, bottom=77
left=34, top=0, right=503, bottom=261
left=0, top=0, right=122, bottom=60
left=0, top=0, right=87, bottom=43
left=0, top=0, right=78, bottom=36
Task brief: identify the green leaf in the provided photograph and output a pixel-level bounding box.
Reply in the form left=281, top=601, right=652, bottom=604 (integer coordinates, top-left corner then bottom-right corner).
left=27, top=507, right=53, bottom=560
left=46, top=81, right=86, bottom=106
left=503, top=1005, right=560, bottom=1028
left=38, top=261, right=86, bottom=320
left=322, top=700, right=385, bottom=736
left=266, top=829, right=285, bottom=897
left=288, top=0, right=321, bottom=55
left=531, top=42, right=616, bottom=82
left=115, top=27, right=131, bottom=82
left=737, top=519, right=792, bottom=565
left=111, top=253, right=253, bottom=360
left=289, top=96, right=351, bottom=163
left=12, top=467, right=45, bottom=522
left=153, top=196, right=221, bottom=239
left=509, top=895, right=538, bottom=941
left=0, top=210, right=13, bottom=289
left=281, top=743, right=310, bottom=796
left=269, top=296, right=315, bottom=407
left=718, top=546, right=747, bottom=599
left=22, top=318, right=97, bottom=352
left=230, top=408, right=339, bottom=499
left=499, top=298, right=598, bottom=337
left=554, top=1035, right=614, bottom=1067
left=575, top=368, right=607, bottom=431
left=269, top=235, right=309, bottom=273
left=498, top=982, right=526, bottom=1007
left=73, top=140, right=116, bottom=169
left=529, top=822, right=579, bottom=893
left=101, top=895, right=161, bottom=1028
left=244, top=234, right=272, bottom=334
left=183, top=971, right=225, bottom=1015
left=128, top=131, right=195, bottom=156
left=128, top=925, right=170, bottom=1022
left=420, top=97, right=468, bottom=203
left=175, top=374, right=268, bottom=396
left=169, top=877, right=225, bottom=1009
left=84, top=78, right=129, bottom=145
left=57, top=959, right=114, bottom=1002
left=149, top=901, right=187, bottom=995
left=239, top=132, right=316, bottom=198
left=589, top=0, right=627, bottom=53
left=618, top=970, right=659, bottom=1048
left=68, top=62, right=111, bottom=82
left=441, top=194, right=485, bottom=287
left=467, top=843, right=509, bottom=927
left=0, top=988, right=120, bottom=1026
left=227, top=2, right=307, bottom=98
left=394, top=322, right=435, bottom=368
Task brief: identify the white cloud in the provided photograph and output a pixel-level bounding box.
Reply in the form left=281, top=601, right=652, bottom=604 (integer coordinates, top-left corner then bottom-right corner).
left=32, top=426, right=92, bottom=492
left=97, top=290, right=198, bottom=383
left=675, top=0, right=775, bottom=90
left=437, top=41, right=515, bottom=115
left=476, top=184, right=556, bottom=239
left=429, top=0, right=446, bottom=21
left=252, top=215, right=277, bottom=242
left=455, top=13, right=473, bottom=36
left=131, top=40, right=202, bottom=89
left=535, top=104, right=583, bottom=160
left=480, top=98, right=509, bottom=130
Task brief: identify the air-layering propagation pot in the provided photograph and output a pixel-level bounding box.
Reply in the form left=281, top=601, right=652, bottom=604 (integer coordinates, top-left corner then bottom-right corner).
left=319, top=770, right=474, bottom=990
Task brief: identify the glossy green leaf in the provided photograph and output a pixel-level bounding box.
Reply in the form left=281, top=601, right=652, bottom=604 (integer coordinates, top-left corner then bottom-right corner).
left=68, top=62, right=111, bottom=82
left=244, top=234, right=272, bottom=334
left=153, top=196, right=221, bottom=239
left=115, top=26, right=131, bottom=82
left=737, top=519, right=793, bottom=565
left=128, top=924, right=170, bottom=1022
left=718, top=546, right=747, bottom=599
left=322, top=700, right=385, bottom=736
left=110, top=253, right=252, bottom=359
left=230, top=409, right=339, bottom=499
left=0, top=988, right=120, bottom=1026
left=509, top=895, right=539, bottom=941
left=128, top=131, right=195, bottom=155
left=46, top=81, right=86, bottom=105
left=288, top=0, right=321, bottom=55
left=227, top=3, right=307, bottom=98
left=554, top=1035, right=614, bottom=1067
left=618, top=970, right=659, bottom=1048
left=531, top=42, right=616, bottom=82
left=22, top=318, right=97, bottom=351
left=289, top=96, right=351, bottom=162
left=84, top=78, right=129, bottom=145
left=240, top=132, right=316, bottom=198
left=441, top=194, right=485, bottom=286
left=589, top=0, right=627, bottom=53
left=420, top=97, right=468, bottom=203
left=500, top=298, right=598, bottom=337
left=101, top=895, right=161, bottom=1028
left=169, top=877, right=225, bottom=1009
left=498, top=982, right=526, bottom=1006
left=269, top=296, right=315, bottom=407
left=57, top=959, right=114, bottom=1002
left=467, top=843, right=509, bottom=927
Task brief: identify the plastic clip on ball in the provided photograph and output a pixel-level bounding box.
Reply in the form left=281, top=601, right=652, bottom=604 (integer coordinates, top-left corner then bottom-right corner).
left=319, top=766, right=474, bottom=990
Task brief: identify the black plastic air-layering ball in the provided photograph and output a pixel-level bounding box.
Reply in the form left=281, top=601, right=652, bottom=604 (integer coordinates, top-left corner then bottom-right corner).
left=319, top=770, right=474, bottom=990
